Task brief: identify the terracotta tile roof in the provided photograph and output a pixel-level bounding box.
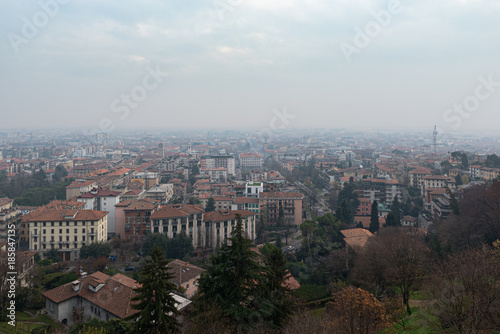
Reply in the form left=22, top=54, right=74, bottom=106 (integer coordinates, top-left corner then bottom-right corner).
left=0, top=197, right=14, bottom=207
left=167, top=260, right=204, bottom=286
left=283, top=272, right=301, bottom=290
left=122, top=199, right=159, bottom=211
left=28, top=209, right=108, bottom=222
left=204, top=210, right=256, bottom=222
left=341, top=228, right=374, bottom=250
left=239, top=153, right=262, bottom=158
left=259, top=192, right=304, bottom=199
left=354, top=216, right=386, bottom=229
left=42, top=272, right=140, bottom=319
left=212, top=196, right=234, bottom=201
left=234, top=197, right=259, bottom=204
left=423, top=175, right=454, bottom=180
left=152, top=207, right=189, bottom=219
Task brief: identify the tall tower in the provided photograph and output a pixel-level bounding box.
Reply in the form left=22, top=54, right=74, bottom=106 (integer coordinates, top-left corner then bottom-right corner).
left=187, top=141, right=192, bottom=155
left=432, top=125, right=438, bottom=153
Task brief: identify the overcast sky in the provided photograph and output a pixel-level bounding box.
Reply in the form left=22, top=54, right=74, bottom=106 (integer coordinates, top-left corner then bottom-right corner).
left=1, top=0, right=499, bottom=136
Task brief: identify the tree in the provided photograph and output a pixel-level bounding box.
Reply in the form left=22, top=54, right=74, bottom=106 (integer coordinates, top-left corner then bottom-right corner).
left=277, top=206, right=284, bottom=227
left=129, top=245, right=180, bottom=333
left=337, top=183, right=360, bottom=224
left=352, top=228, right=428, bottom=315
left=53, top=164, right=68, bottom=182
left=385, top=212, right=400, bottom=227
left=369, top=200, right=379, bottom=233
left=262, top=244, right=296, bottom=328
left=325, top=287, right=390, bottom=334
left=430, top=248, right=500, bottom=332
left=188, top=197, right=200, bottom=205
left=300, top=220, right=315, bottom=251
left=80, top=242, right=112, bottom=259
left=390, top=197, right=401, bottom=225
left=197, top=214, right=270, bottom=331
left=205, top=197, right=216, bottom=212
left=168, top=231, right=193, bottom=260
left=45, top=248, right=61, bottom=262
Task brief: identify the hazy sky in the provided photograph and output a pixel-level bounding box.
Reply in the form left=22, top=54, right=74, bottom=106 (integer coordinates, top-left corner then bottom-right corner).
left=1, top=0, right=499, bottom=136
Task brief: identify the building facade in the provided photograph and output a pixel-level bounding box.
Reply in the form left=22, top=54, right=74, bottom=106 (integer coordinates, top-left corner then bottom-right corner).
left=28, top=210, right=108, bottom=261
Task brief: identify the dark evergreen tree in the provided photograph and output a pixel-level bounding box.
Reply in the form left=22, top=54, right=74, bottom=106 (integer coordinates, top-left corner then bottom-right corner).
left=168, top=231, right=193, bottom=260
left=129, top=245, right=179, bottom=333
left=197, top=214, right=270, bottom=330
left=262, top=244, right=296, bottom=328
left=369, top=200, right=379, bottom=233
left=385, top=212, right=400, bottom=227
left=390, top=197, right=401, bottom=225
left=278, top=205, right=285, bottom=227
left=205, top=197, right=216, bottom=212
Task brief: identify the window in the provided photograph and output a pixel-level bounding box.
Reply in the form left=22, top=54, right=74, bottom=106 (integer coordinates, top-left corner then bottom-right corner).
left=59, top=229, right=62, bottom=234
left=74, top=229, right=77, bottom=233
left=66, top=229, right=69, bottom=233
left=51, top=229, right=54, bottom=234
left=43, top=229, right=46, bottom=234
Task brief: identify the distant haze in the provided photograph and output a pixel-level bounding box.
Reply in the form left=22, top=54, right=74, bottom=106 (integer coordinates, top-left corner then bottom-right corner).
left=1, top=0, right=499, bottom=135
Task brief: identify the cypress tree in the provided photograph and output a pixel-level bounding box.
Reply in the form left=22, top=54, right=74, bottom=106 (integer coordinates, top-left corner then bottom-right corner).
left=369, top=200, right=379, bottom=233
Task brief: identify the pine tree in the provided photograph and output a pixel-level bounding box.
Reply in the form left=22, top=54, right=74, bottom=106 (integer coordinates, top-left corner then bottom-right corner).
left=391, top=197, right=401, bottom=225
left=129, top=245, right=180, bottom=334
left=205, top=197, right=216, bottom=212
left=262, top=244, right=296, bottom=328
left=197, top=214, right=270, bottom=330
left=369, top=200, right=379, bottom=233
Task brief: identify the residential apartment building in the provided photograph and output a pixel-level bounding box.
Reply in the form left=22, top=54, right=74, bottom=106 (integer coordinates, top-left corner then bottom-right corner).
left=245, top=182, right=264, bottom=198
left=0, top=198, right=20, bottom=242
left=130, top=172, right=159, bottom=190
left=232, top=197, right=259, bottom=218
left=355, top=179, right=402, bottom=204
left=259, top=192, right=303, bottom=226
left=151, top=204, right=205, bottom=248
left=239, top=153, right=263, bottom=169
left=77, top=189, right=121, bottom=236
left=66, top=181, right=98, bottom=199
left=480, top=167, right=500, bottom=181
left=28, top=209, right=108, bottom=261
left=422, top=175, right=456, bottom=195
left=409, top=167, right=432, bottom=188
left=145, top=183, right=174, bottom=204
left=200, top=167, right=228, bottom=182
left=117, top=199, right=159, bottom=243
left=200, top=155, right=235, bottom=176
left=203, top=210, right=257, bottom=248
left=198, top=196, right=234, bottom=211
left=469, top=165, right=482, bottom=179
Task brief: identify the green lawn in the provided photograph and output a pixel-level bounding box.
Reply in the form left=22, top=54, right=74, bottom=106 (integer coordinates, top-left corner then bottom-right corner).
left=389, top=307, right=439, bottom=334
left=0, top=311, right=62, bottom=334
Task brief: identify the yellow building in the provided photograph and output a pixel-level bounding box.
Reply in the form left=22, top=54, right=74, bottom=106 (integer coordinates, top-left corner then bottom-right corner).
left=28, top=209, right=108, bottom=261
